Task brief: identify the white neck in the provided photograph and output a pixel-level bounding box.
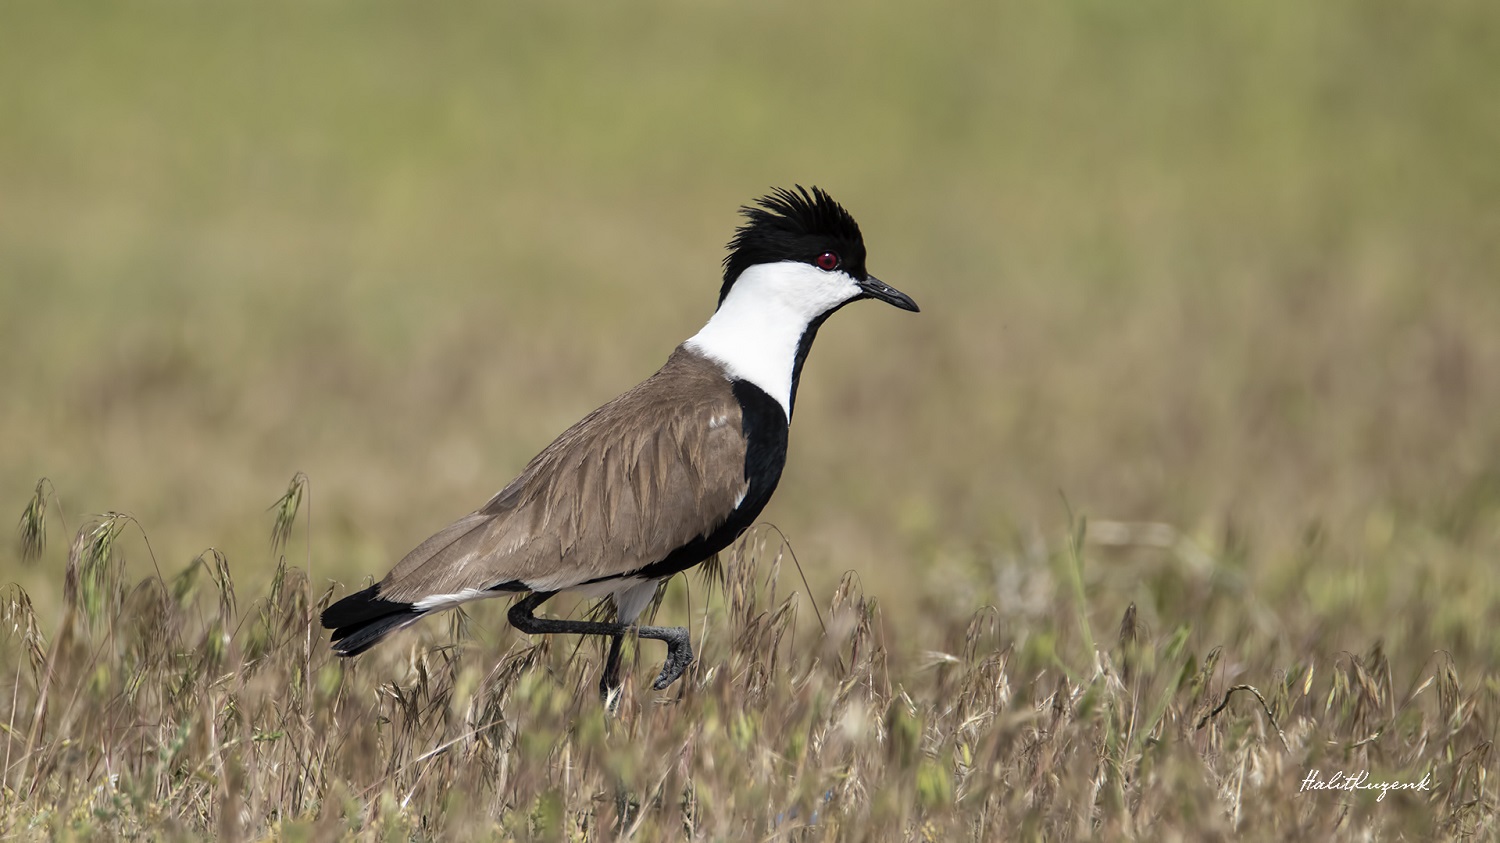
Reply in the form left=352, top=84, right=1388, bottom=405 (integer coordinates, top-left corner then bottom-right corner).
left=684, top=261, right=861, bottom=417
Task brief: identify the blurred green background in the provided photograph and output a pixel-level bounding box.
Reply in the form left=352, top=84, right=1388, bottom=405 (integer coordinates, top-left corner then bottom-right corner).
left=3, top=2, right=1498, bottom=650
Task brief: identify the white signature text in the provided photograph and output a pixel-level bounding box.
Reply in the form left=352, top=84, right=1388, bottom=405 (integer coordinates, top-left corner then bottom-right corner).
left=1300, top=769, right=1433, bottom=802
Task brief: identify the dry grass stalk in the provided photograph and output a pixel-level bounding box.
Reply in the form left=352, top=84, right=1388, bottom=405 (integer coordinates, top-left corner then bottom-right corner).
left=0, top=484, right=1495, bottom=840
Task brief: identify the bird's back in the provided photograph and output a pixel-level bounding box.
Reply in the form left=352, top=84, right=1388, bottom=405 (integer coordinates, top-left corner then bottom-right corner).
left=375, top=346, right=759, bottom=603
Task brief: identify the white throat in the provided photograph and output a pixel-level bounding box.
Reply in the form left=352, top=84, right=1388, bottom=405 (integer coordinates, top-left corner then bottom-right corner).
left=684, top=261, right=860, bottom=417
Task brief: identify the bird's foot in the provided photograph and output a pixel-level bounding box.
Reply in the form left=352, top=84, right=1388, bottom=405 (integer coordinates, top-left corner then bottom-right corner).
left=651, top=633, right=694, bottom=691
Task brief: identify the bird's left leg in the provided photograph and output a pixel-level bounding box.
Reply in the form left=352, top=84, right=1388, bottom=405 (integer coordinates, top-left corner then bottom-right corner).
left=508, top=591, right=694, bottom=692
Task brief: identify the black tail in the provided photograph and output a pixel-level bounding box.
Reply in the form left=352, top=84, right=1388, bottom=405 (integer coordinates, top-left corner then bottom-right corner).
left=321, top=584, right=425, bottom=656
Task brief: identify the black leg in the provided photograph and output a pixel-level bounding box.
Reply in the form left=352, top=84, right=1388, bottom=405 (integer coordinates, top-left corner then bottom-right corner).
left=508, top=592, right=694, bottom=692
left=600, top=633, right=624, bottom=700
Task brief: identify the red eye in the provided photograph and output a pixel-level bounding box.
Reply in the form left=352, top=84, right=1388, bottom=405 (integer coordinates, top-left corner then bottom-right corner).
left=815, top=251, right=840, bottom=271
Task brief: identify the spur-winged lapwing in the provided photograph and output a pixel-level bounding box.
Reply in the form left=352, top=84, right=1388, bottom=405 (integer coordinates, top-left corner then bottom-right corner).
left=321, top=186, right=918, bottom=696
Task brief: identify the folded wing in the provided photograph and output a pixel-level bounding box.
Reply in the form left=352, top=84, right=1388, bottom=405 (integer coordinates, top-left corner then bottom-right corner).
left=376, top=348, right=749, bottom=604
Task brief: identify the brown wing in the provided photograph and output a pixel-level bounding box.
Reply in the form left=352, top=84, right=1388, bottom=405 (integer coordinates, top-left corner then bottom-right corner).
left=377, top=348, right=747, bottom=603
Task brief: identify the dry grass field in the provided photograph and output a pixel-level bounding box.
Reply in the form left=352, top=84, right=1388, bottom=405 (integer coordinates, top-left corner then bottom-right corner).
left=3, top=1, right=1499, bottom=839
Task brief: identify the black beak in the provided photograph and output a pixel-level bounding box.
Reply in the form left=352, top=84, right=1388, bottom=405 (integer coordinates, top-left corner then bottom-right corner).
left=858, top=275, right=919, bottom=312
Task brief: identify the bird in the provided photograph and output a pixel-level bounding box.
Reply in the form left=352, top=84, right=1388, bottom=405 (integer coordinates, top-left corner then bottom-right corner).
left=320, top=186, right=918, bottom=698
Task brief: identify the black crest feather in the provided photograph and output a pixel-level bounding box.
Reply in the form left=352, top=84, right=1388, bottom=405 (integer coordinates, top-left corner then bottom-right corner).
left=720, top=186, right=867, bottom=304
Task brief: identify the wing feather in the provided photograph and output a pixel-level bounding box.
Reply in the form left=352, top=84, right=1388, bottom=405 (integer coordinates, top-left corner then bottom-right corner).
left=377, top=349, right=748, bottom=603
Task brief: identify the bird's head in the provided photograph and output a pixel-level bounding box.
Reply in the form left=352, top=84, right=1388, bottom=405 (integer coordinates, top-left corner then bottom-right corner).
left=718, top=186, right=918, bottom=321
